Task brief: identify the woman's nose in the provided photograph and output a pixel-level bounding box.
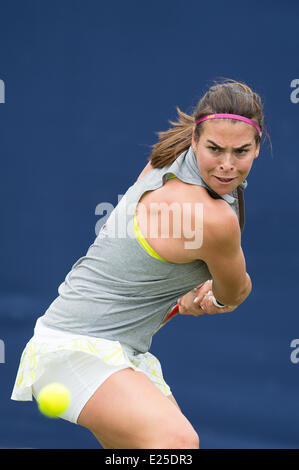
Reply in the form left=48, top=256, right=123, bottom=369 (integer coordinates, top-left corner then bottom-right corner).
left=219, top=162, right=234, bottom=170
left=220, top=164, right=234, bottom=170
left=219, top=154, right=235, bottom=171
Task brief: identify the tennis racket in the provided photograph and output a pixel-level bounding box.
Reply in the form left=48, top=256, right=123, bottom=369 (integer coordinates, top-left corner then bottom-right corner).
left=162, top=303, right=179, bottom=325
left=154, top=303, right=179, bottom=334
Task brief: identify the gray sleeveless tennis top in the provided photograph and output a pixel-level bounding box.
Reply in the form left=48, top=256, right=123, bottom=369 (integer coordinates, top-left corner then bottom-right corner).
left=40, top=146, right=247, bottom=354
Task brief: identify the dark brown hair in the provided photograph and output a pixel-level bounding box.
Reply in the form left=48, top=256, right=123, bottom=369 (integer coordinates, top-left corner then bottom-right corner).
left=148, top=78, right=271, bottom=169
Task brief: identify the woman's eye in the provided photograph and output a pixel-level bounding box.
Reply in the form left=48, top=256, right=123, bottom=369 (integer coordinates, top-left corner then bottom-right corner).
left=208, top=146, right=248, bottom=155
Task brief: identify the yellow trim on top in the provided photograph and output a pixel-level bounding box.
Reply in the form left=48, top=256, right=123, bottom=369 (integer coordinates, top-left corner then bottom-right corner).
left=133, top=173, right=177, bottom=262
left=166, top=173, right=177, bottom=180
left=133, top=210, right=169, bottom=262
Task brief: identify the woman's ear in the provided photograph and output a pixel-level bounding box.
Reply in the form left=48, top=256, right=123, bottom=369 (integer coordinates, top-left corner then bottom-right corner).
left=254, top=142, right=261, bottom=158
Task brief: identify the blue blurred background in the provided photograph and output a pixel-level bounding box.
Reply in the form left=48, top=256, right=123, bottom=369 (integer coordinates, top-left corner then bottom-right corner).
left=1, top=0, right=299, bottom=449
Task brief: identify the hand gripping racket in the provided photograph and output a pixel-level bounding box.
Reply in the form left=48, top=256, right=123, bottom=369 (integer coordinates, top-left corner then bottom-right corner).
left=154, top=285, right=210, bottom=334
left=154, top=289, right=211, bottom=334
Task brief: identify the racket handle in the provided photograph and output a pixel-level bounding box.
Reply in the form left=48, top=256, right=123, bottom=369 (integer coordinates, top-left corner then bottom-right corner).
left=154, top=303, right=179, bottom=334
left=162, top=304, right=179, bottom=324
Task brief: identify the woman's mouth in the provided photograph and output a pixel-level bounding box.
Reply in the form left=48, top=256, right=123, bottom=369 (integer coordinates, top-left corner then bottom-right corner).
left=213, top=176, right=236, bottom=184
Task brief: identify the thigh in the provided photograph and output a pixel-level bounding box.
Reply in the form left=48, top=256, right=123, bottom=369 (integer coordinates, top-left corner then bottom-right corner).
left=168, top=393, right=181, bottom=411
left=77, top=367, right=198, bottom=449
left=96, top=393, right=182, bottom=448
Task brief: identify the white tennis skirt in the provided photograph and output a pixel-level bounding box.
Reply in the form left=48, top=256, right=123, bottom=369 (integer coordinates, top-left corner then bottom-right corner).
left=11, top=317, right=172, bottom=424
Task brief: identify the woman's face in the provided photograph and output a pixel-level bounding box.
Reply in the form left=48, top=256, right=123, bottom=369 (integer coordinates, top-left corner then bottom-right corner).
left=192, top=120, right=260, bottom=195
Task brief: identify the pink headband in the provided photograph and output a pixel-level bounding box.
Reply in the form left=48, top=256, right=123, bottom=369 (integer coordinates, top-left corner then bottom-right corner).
left=195, top=113, right=262, bottom=137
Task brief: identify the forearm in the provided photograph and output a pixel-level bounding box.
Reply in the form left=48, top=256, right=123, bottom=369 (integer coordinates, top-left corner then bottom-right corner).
left=212, top=272, right=252, bottom=307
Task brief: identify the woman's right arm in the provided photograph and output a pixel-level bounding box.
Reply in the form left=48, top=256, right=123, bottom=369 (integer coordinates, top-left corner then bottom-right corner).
left=199, top=209, right=252, bottom=307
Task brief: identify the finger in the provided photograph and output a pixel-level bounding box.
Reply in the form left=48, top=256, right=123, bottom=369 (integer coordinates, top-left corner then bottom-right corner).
left=199, top=292, right=214, bottom=311
left=197, top=287, right=213, bottom=300
left=193, top=292, right=207, bottom=305
left=194, top=290, right=211, bottom=306
left=193, top=305, right=205, bottom=316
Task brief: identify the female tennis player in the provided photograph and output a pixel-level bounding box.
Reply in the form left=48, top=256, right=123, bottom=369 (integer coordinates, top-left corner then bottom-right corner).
left=11, top=78, right=267, bottom=449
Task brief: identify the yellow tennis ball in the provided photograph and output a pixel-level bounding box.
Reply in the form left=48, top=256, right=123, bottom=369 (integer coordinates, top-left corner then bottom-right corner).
left=37, top=382, right=71, bottom=418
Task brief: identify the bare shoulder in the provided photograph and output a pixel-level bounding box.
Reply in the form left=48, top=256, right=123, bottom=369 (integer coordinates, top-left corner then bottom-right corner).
left=199, top=199, right=241, bottom=260
left=205, top=198, right=240, bottom=232
left=135, top=173, right=240, bottom=264
left=162, top=177, right=238, bottom=226
left=176, top=185, right=241, bottom=262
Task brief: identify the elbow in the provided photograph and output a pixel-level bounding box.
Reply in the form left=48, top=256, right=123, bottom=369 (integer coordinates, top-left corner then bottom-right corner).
left=214, top=274, right=252, bottom=307
left=228, top=276, right=252, bottom=306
